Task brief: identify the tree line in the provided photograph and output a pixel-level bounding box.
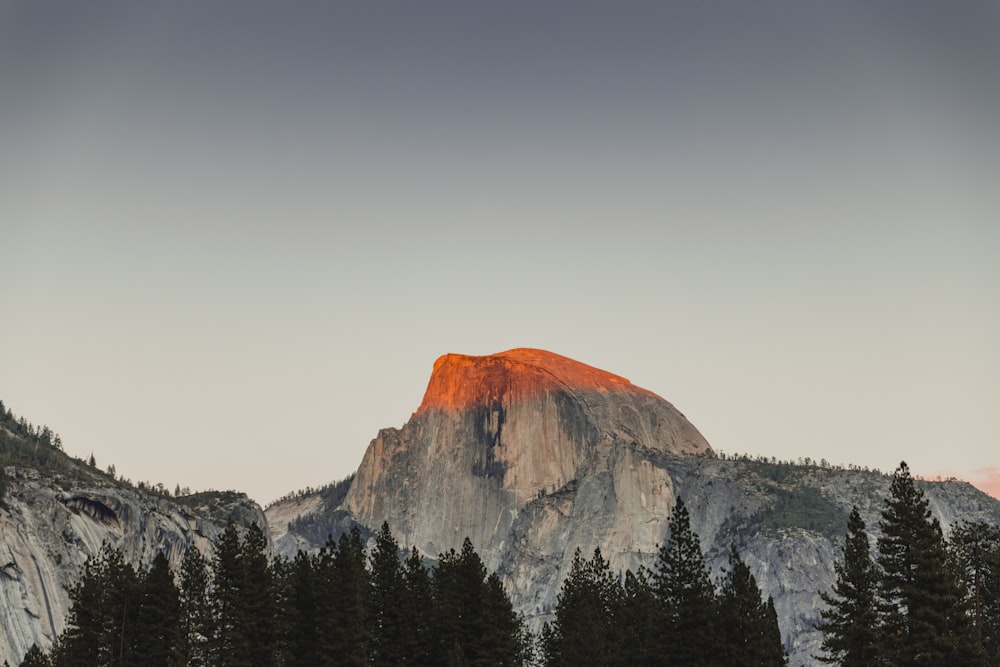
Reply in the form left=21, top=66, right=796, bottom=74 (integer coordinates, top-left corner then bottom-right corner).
left=12, top=523, right=528, bottom=667
left=540, top=498, right=786, bottom=666
left=12, top=503, right=788, bottom=667
left=817, top=461, right=1000, bottom=666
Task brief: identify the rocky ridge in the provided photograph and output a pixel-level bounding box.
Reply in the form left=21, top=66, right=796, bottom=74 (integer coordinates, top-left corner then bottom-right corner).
left=269, top=348, right=1000, bottom=667
left=0, top=459, right=264, bottom=666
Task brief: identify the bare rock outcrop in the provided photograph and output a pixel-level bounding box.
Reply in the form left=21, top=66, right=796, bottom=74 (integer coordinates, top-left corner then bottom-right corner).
left=0, top=466, right=264, bottom=666
left=341, top=348, right=711, bottom=571
left=269, top=348, right=1000, bottom=667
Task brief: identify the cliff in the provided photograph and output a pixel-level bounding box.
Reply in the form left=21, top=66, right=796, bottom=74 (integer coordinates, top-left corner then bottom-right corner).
left=268, top=348, right=1000, bottom=666
left=0, top=458, right=264, bottom=665
left=340, top=349, right=710, bottom=567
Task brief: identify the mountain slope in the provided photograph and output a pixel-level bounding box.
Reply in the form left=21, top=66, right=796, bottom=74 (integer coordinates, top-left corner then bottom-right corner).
left=268, top=349, right=1000, bottom=666
left=0, top=414, right=264, bottom=666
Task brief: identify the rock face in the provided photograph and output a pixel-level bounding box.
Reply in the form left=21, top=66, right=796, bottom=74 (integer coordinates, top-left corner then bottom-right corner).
left=342, top=348, right=710, bottom=572
left=0, top=465, right=264, bottom=666
left=269, top=348, right=1000, bottom=667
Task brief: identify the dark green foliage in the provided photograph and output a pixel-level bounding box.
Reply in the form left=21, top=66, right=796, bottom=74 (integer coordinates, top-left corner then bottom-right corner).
left=758, top=486, right=846, bottom=537
left=18, top=645, right=49, bottom=667
left=279, top=550, right=326, bottom=667
left=369, top=522, right=406, bottom=667
left=0, top=414, right=76, bottom=480
left=327, top=527, right=372, bottom=666
left=717, top=545, right=787, bottom=666
left=400, top=547, right=435, bottom=663
left=652, top=498, right=718, bottom=665
left=239, top=523, right=280, bottom=665
left=816, top=506, right=881, bottom=666
left=211, top=522, right=243, bottom=664
left=952, top=521, right=1000, bottom=664
left=617, top=568, right=659, bottom=667
left=178, top=545, right=214, bottom=667
left=28, top=521, right=526, bottom=666
left=14, top=650, right=43, bottom=667
left=542, top=547, right=623, bottom=666
left=209, top=521, right=279, bottom=666
left=877, top=462, right=978, bottom=665
left=53, top=543, right=141, bottom=667
left=282, top=476, right=354, bottom=544
left=134, top=552, right=181, bottom=667
left=432, top=537, right=523, bottom=666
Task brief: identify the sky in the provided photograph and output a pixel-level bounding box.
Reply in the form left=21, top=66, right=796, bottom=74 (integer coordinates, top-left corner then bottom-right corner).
left=1, top=1, right=998, bottom=505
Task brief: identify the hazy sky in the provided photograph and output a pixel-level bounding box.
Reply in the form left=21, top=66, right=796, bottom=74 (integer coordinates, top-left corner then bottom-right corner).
left=2, top=1, right=998, bottom=504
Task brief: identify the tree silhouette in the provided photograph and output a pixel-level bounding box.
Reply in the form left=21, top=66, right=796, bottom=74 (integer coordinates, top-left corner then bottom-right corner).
left=816, top=506, right=881, bottom=666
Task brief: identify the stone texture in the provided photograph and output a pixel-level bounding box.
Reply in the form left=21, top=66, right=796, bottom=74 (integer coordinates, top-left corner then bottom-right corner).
left=269, top=348, right=1000, bottom=667
left=0, top=466, right=264, bottom=666
left=341, top=349, right=710, bottom=560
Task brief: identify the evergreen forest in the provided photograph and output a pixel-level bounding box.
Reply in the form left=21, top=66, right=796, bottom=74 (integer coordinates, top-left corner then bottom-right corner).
left=5, top=395, right=999, bottom=667
left=817, top=462, right=1000, bottom=666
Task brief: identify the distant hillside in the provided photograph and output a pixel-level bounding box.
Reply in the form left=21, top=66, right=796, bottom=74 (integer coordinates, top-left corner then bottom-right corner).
left=0, top=400, right=265, bottom=666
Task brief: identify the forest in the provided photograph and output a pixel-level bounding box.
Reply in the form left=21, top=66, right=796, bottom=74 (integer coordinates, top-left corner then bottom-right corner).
left=10, top=462, right=1000, bottom=666
left=10, top=505, right=787, bottom=667
left=4, top=393, right=998, bottom=667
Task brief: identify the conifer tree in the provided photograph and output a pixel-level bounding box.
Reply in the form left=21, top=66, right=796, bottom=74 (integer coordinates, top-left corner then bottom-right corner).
left=134, top=552, right=181, bottom=667
left=211, top=522, right=243, bottom=666
left=816, top=506, right=881, bottom=666
left=652, top=498, right=718, bottom=666
left=178, top=544, right=214, bottom=667
left=618, top=568, right=659, bottom=667
left=239, top=522, right=279, bottom=665
left=400, top=546, right=434, bottom=663
left=431, top=537, right=524, bottom=666
left=54, top=543, right=141, bottom=667
left=280, top=550, right=323, bottom=667
left=717, top=545, right=786, bottom=666
left=369, top=522, right=406, bottom=667
left=877, top=462, right=978, bottom=665
left=325, top=527, right=370, bottom=666
left=17, top=645, right=49, bottom=667
left=483, top=571, right=526, bottom=665
left=542, top=547, right=623, bottom=666
left=951, top=520, right=1000, bottom=663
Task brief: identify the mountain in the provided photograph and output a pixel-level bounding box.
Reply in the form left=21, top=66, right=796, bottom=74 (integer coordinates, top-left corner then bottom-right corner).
left=269, top=348, right=1000, bottom=666
left=0, top=416, right=265, bottom=666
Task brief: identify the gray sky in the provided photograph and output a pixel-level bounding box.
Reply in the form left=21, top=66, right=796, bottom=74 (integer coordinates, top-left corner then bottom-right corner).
left=2, top=1, right=998, bottom=504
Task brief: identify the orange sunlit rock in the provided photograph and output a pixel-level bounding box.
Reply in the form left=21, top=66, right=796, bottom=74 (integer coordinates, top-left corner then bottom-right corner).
left=416, top=348, right=658, bottom=414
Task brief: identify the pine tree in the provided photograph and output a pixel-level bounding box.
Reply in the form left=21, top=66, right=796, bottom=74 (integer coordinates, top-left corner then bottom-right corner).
left=400, top=547, right=434, bottom=663
left=542, top=547, right=623, bottom=666
left=280, top=550, right=324, bottom=667
left=211, top=522, right=243, bottom=666
left=652, top=498, right=719, bottom=666
left=618, top=568, right=659, bottom=667
left=877, top=461, right=978, bottom=665
left=17, top=645, right=49, bottom=667
left=816, top=506, right=881, bottom=666
left=325, top=527, right=370, bottom=666
left=53, top=543, right=141, bottom=667
left=368, top=522, right=406, bottom=666
left=950, top=520, right=1000, bottom=664
left=717, top=545, right=786, bottom=666
left=431, top=537, right=524, bottom=666
left=134, top=552, right=182, bottom=667
left=239, top=522, right=279, bottom=666
left=178, top=544, right=214, bottom=667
